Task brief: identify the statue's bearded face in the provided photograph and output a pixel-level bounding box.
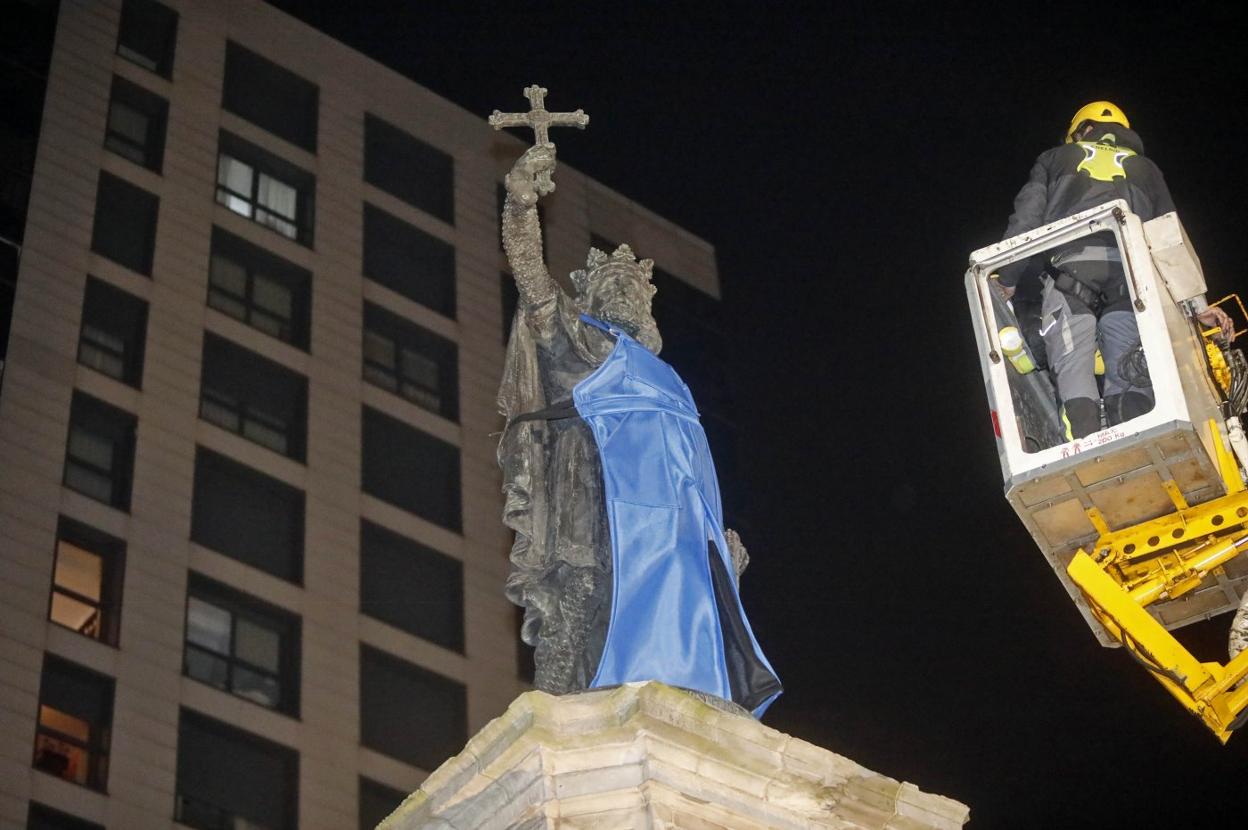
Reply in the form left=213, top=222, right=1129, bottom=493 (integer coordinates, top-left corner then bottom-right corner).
left=584, top=269, right=655, bottom=338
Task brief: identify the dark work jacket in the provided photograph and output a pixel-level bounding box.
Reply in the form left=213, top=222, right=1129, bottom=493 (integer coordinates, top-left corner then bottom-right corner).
left=999, top=126, right=1176, bottom=287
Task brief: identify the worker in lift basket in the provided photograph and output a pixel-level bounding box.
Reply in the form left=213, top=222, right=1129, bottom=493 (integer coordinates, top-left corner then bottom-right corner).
left=995, top=101, right=1232, bottom=439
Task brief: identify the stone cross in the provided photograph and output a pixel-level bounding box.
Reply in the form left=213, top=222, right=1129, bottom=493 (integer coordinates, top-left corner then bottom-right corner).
left=490, top=85, right=589, bottom=192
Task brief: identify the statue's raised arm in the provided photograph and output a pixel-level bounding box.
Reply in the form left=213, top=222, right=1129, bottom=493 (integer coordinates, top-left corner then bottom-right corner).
left=501, top=144, right=560, bottom=309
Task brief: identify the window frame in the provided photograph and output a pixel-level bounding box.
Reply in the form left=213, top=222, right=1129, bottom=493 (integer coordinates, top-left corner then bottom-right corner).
left=198, top=333, right=308, bottom=461
left=115, top=0, right=178, bottom=78
left=27, top=802, right=106, bottom=830
left=362, top=303, right=459, bottom=421
left=63, top=392, right=136, bottom=511
left=77, top=276, right=148, bottom=387
left=48, top=518, right=126, bottom=647
left=363, top=113, right=454, bottom=224
left=103, top=75, right=168, bottom=172
left=32, top=656, right=114, bottom=792
left=359, top=520, right=465, bottom=653
left=207, top=227, right=311, bottom=349
left=222, top=40, right=318, bottom=153
left=182, top=574, right=301, bottom=716
left=91, top=171, right=159, bottom=277
left=216, top=132, right=315, bottom=247
left=359, top=644, right=467, bottom=770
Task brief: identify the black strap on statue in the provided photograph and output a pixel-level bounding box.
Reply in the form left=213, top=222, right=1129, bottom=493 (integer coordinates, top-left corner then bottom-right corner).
left=506, top=400, right=579, bottom=427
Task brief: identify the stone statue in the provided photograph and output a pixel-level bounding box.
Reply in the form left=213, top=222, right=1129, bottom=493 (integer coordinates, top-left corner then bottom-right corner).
left=493, top=87, right=780, bottom=714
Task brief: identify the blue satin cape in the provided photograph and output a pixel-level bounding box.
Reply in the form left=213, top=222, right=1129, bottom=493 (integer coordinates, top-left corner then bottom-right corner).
left=575, top=316, right=782, bottom=716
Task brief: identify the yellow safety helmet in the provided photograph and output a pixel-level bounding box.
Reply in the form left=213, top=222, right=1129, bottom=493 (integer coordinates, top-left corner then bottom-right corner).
left=1066, top=101, right=1130, bottom=142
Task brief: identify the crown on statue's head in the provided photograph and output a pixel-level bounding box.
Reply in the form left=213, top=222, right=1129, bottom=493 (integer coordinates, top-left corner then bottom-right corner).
left=571, top=244, right=655, bottom=295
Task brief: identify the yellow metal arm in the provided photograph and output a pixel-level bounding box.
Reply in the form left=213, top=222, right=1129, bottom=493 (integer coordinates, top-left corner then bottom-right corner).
left=1069, top=551, right=1248, bottom=742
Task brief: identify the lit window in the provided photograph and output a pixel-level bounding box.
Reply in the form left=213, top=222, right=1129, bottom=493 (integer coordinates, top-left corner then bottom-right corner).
left=183, top=575, right=300, bottom=714
left=103, top=76, right=167, bottom=171
left=207, top=227, right=310, bottom=348
left=64, top=393, right=136, bottom=511
left=362, top=303, right=458, bottom=420
left=33, top=656, right=113, bottom=791
left=215, top=132, right=314, bottom=246
left=116, top=0, right=178, bottom=78
left=78, top=276, right=147, bottom=386
left=199, top=333, right=307, bottom=460
left=49, top=518, right=125, bottom=646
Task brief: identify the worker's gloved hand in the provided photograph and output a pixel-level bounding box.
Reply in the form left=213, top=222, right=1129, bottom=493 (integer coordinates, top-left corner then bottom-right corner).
left=1196, top=306, right=1234, bottom=341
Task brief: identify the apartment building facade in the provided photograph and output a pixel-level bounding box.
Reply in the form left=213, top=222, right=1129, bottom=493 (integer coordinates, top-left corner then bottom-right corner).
left=0, top=2, right=728, bottom=828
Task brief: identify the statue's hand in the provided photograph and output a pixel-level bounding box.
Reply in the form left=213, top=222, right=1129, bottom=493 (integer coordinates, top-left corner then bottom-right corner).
left=506, top=144, right=557, bottom=207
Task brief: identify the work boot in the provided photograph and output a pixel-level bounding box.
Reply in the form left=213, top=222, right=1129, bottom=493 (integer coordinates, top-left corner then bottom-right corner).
left=1063, top=397, right=1101, bottom=439
left=1104, top=391, right=1153, bottom=426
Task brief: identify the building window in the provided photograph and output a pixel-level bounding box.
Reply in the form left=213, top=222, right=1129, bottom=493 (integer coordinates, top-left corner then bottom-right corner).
left=500, top=271, right=518, bottom=343
left=360, top=521, right=463, bottom=652
left=207, top=227, right=311, bottom=349
left=216, top=132, right=315, bottom=246
left=49, top=518, right=125, bottom=646
left=360, top=645, right=466, bottom=770
left=191, top=448, right=304, bottom=583
left=359, top=778, right=407, bottom=830
left=176, top=709, right=298, bottom=830
left=361, top=407, right=461, bottom=532
left=64, top=392, right=136, bottom=511
left=78, top=276, right=147, bottom=387
left=103, top=75, right=167, bottom=172
left=200, top=333, right=307, bottom=460
left=363, top=203, right=455, bottom=318
left=363, top=114, right=453, bottom=224
left=91, top=171, right=158, bottom=276
left=33, top=656, right=113, bottom=791
left=27, top=802, right=105, bottom=830
left=363, top=303, right=458, bottom=420
left=184, top=574, right=300, bottom=715
left=116, top=0, right=178, bottom=78
left=222, top=41, right=318, bottom=152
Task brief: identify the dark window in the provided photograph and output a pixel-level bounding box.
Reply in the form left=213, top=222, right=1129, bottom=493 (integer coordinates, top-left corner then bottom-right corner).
left=363, top=204, right=455, bottom=317
left=217, top=131, right=315, bottom=246
left=359, top=778, right=407, bottom=830
left=191, top=447, right=304, bottom=583
left=49, top=518, right=125, bottom=647
left=222, top=41, right=318, bottom=152
left=91, top=171, right=158, bottom=276
left=500, top=271, right=518, bottom=343
left=116, top=0, right=178, bottom=78
left=103, top=76, right=167, bottom=172
left=363, top=303, right=458, bottom=420
left=183, top=573, right=300, bottom=715
left=364, top=114, right=453, bottom=224
left=207, top=227, right=311, bottom=349
left=78, top=276, right=147, bottom=387
left=360, top=521, right=463, bottom=652
left=27, top=802, right=105, bottom=830
left=200, top=333, right=307, bottom=460
left=176, top=709, right=298, bottom=830
left=360, top=645, right=465, bottom=770
left=361, top=407, right=461, bottom=531
left=64, top=392, right=136, bottom=511
left=33, top=656, right=113, bottom=791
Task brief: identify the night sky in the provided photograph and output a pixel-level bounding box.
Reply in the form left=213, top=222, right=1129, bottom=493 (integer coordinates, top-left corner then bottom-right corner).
left=270, top=3, right=1248, bottom=826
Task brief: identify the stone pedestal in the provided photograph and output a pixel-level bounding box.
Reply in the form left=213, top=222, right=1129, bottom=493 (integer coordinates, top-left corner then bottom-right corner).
left=378, top=682, right=969, bottom=829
